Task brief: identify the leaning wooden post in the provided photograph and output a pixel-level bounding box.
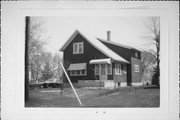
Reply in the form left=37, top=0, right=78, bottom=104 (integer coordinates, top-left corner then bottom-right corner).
left=25, top=16, right=30, bottom=101
left=60, top=62, right=83, bottom=106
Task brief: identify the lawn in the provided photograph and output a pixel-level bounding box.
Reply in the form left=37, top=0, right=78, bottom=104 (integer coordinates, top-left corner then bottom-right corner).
left=25, top=86, right=160, bottom=107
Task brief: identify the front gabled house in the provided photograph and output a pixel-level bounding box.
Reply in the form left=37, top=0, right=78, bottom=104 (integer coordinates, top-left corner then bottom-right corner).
left=60, top=30, right=143, bottom=87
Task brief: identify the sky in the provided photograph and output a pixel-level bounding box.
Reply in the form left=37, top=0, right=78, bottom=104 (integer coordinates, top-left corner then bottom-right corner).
left=32, top=16, right=155, bottom=55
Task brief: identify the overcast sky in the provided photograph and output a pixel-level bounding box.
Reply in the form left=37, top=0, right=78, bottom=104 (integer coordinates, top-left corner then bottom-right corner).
left=32, top=16, right=154, bottom=55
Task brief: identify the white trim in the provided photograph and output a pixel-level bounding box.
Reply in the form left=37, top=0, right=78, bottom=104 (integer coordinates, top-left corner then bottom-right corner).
left=89, top=58, right=111, bottom=64
left=70, top=69, right=87, bottom=76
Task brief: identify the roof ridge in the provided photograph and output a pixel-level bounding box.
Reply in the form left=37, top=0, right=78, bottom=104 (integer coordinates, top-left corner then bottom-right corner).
left=96, top=38, right=133, bottom=49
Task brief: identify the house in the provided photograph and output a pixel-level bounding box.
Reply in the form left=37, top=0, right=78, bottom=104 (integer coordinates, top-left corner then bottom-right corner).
left=60, top=30, right=143, bottom=87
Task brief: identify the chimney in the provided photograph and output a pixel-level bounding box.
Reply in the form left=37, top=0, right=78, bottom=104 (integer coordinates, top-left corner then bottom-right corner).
left=107, top=31, right=111, bottom=41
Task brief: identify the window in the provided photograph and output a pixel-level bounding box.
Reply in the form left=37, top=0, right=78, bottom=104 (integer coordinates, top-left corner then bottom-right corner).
left=101, top=64, right=106, bottom=75
left=70, top=69, right=87, bottom=76
left=81, top=70, right=85, bottom=75
left=79, top=43, right=83, bottom=53
left=71, top=70, right=76, bottom=76
left=76, top=70, right=80, bottom=75
left=95, top=64, right=99, bottom=75
left=135, top=52, right=138, bottom=58
left=73, top=42, right=84, bottom=54
left=107, top=64, right=112, bottom=74
left=115, top=63, right=122, bottom=75
left=123, top=64, right=127, bottom=74
left=134, top=64, right=139, bottom=73
left=74, top=44, right=78, bottom=54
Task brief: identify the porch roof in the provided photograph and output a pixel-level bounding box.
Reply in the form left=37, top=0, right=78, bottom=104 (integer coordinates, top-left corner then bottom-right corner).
left=89, top=58, right=111, bottom=64
left=67, top=63, right=86, bottom=70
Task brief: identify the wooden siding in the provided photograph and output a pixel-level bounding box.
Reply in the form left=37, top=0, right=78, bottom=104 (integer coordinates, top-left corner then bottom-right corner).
left=99, top=40, right=131, bottom=61
left=113, top=75, right=127, bottom=83
left=63, top=33, right=108, bottom=82
left=131, top=48, right=141, bottom=60
left=62, top=33, right=142, bottom=84
left=107, top=75, right=113, bottom=80
left=112, top=62, right=127, bottom=83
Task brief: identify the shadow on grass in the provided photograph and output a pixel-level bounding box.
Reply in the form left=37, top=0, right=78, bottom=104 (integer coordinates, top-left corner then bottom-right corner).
left=143, top=85, right=160, bottom=89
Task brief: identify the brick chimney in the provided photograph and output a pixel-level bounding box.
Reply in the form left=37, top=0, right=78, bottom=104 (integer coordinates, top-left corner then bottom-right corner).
left=107, top=31, right=111, bottom=41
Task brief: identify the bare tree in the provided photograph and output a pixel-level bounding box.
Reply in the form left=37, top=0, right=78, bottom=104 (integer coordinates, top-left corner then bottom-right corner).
left=40, top=52, right=54, bottom=81
left=141, top=51, right=156, bottom=72
left=28, top=18, right=48, bottom=82
left=144, top=17, right=160, bottom=86
left=52, top=53, right=63, bottom=81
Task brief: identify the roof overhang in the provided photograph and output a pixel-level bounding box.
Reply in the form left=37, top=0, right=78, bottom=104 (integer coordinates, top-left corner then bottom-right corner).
left=60, top=30, right=79, bottom=51
left=67, top=63, right=86, bottom=70
left=89, top=58, right=111, bottom=64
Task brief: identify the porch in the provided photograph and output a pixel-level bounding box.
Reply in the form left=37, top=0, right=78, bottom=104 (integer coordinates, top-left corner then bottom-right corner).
left=88, top=58, right=128, bottom=88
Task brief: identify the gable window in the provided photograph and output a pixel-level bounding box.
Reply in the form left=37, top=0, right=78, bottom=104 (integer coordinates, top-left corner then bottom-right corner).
left=74, top=44, right=78, bottom=54
left=107, top=64, right=112, bottom=75
left=73, top=42, right=84, bottom=54
left=134, top=64, right=139, bottom=73
left=79, top=43, right=83, bottom=53
left=115, top=63, right=122, bottom=75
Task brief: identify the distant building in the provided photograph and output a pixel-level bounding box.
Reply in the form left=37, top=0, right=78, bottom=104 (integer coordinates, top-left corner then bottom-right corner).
left=60, top=30, right=143, bottom=87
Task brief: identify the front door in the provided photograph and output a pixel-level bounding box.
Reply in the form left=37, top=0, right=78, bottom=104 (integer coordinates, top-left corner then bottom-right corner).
left=100, top=64, right=107, bottom=80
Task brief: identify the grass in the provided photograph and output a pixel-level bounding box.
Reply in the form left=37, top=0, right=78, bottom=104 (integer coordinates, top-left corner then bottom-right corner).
left=25, top=86, right=160, bottom=107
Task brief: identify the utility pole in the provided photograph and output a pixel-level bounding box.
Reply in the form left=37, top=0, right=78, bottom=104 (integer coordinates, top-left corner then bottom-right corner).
left=25, top=16, right=30, bottom=101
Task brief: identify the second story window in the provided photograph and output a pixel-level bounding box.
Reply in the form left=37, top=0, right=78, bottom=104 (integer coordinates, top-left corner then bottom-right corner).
left=73, top=42, right=84, bottom=54
left=135, top=52, right=138, bottom=58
